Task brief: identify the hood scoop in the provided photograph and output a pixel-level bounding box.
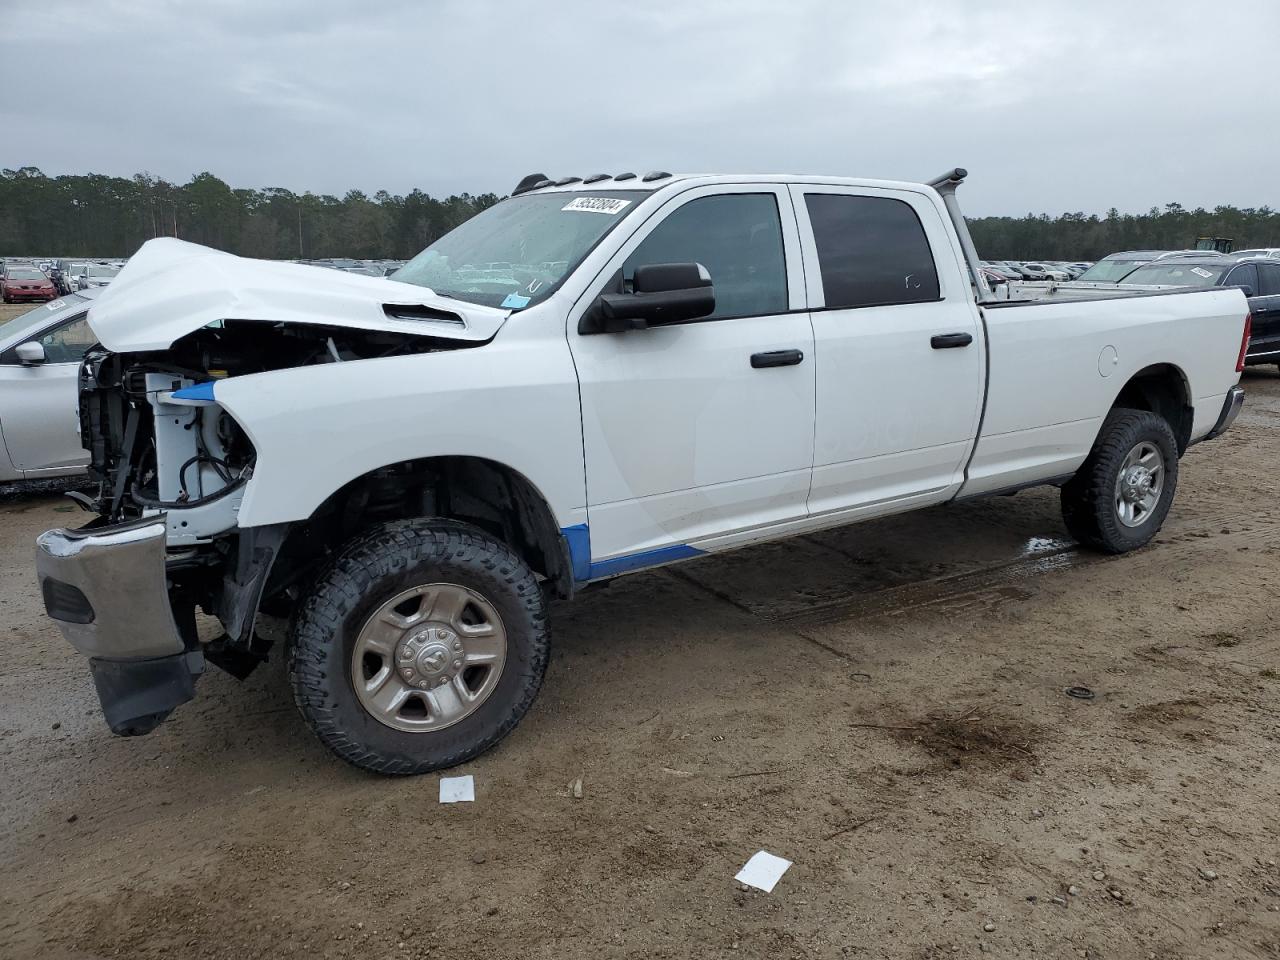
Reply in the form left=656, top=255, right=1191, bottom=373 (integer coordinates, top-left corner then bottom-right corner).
left=382, top=303, right=465, bottom=325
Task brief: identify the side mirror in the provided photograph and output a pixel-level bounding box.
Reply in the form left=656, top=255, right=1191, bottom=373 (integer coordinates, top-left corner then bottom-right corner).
left=580, top=262, right=715, bottom=334
left=1238, top=284, right=1255, bottom=298
left=16, top=341, right=46, bottom=365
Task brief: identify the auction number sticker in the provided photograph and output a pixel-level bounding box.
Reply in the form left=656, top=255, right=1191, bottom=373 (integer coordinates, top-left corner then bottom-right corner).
left=1190, top=267, right=1214, bottom=279
left=562, top=197, right=632, bottom=215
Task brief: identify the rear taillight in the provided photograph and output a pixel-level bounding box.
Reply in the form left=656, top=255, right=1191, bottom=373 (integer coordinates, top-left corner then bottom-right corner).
left=1236, top=313, right=1252, bottom=373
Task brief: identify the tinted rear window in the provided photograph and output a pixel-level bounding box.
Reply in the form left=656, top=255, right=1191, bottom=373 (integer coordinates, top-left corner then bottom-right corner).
left=1258, top=263, right=1280, bottom=296
left=1076, top=260, right=1148, bottom=283
left=1121, top=263, right=1228, bottom=287
left=805, top=194, right=940, bottom=309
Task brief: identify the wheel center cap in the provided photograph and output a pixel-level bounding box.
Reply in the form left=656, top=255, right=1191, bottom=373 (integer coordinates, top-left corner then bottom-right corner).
left=416, top=642, right=451, bottom=675
left=396, top=626, right=460, bottom=685
left=1122, top=467, right=1153, bottom=502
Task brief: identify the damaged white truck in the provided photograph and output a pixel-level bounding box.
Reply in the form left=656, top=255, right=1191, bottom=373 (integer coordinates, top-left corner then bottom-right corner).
left=35, top=169, right=1250, bottom=774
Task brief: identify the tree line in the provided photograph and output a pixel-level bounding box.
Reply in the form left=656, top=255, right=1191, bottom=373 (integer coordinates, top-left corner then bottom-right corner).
left=0, top=167, right=501, bottom=260
left=1, top=166, right=1276, bottom=261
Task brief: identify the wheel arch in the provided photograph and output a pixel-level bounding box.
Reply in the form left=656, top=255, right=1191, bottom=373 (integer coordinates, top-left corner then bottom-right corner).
left=265, top=455, right=575, bottom=608
left=1107, top=363, right=1194, bottom=454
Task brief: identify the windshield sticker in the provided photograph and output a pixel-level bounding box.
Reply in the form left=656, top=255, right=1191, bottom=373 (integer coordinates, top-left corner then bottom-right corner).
left=1190, top=267, right=1214, bottom=279
left=501, top=292, right=531, bottom=309
left=562, top=197, right=632, bottom=215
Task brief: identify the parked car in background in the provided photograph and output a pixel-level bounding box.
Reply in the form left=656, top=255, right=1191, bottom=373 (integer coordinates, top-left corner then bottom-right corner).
left=1118, top=255, right=1280, bottom=371
left=1003, top=262, right=1047, bottom=280
left=78, top=263, right=120, bottom=290
left=0, top=291, right=99, bottom=481
left=2, top=265, right=59, bottom=303
left=1233, top=248, right=1280, bottom=261
left=49, top=259, right=79, bottom=296
left=63, top=262, right=89, bottom=291
left=981, top=267, right=1009, bottom=289
left=1021, top=262, right=1071, bottom=282
left=981, top=262, right=1022, bottom=281
left=1071, top=251, right=1214, bottom=284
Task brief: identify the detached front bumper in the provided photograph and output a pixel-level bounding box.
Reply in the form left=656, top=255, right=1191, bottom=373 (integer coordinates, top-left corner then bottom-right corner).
left=36, top=515, right=202, bottom=736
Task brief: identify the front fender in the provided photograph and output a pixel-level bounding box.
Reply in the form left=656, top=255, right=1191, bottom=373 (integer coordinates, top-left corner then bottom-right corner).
left=214, top=338, right=586, bottom=532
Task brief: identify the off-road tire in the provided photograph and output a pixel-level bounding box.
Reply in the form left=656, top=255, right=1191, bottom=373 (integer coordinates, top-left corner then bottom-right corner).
left=288, top=519, right=549, bottom=775
left=1060, top=408, right=1179, bottom=554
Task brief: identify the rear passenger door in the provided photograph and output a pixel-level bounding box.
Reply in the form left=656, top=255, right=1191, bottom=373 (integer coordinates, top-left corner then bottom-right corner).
left=1249, top=262, right=1280, bottom=362
left=789, top=186, right=985, bottom=518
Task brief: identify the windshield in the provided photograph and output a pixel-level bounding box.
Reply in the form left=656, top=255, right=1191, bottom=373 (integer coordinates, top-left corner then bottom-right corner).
left=1121, top=263, right=1227, bottom=287
left=5, top=268, right=45, bottom=281
left=0, top=294, right=87, bottom=343
left=1077, top=259, right=1149, bottom=283
left=392, top=190, right=647, bottom=309
left=87, top=264, right=120, bottom=278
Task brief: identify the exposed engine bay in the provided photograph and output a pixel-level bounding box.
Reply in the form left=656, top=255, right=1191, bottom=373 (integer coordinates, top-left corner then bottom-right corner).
left=80, top=319, right=472, bottom=531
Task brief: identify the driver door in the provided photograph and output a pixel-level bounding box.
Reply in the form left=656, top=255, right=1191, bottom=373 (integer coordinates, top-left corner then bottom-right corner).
left=567, top=185, right=815, bottom=574
left=0, top=314, right=94, bottom=475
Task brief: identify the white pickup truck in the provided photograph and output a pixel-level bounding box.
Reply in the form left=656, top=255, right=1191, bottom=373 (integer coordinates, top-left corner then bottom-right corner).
left=35, top=168, right=1250, bottom=775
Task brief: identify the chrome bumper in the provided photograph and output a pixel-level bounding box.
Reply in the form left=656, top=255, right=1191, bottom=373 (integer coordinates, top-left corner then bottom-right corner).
left=36, top=515, right=185, bottom=659
left=36, top=514, right=200, bottom=736
left=1204, top=385, right=1245, bottom=442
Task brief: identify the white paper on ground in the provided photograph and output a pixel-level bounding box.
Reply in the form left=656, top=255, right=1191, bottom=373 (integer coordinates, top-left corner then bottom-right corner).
left=734, top=850, right=792, bottom=892
left=439, top=775, right=475, bottom=803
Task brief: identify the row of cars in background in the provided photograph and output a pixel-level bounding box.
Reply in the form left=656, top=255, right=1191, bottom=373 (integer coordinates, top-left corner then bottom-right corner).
left=1004, top=246, right=1280, bottom=370
left=1, top=258, right=122, bottom=302
left=1, top=256, right=410, bottom=304
left=302, top=258, right=407, bottom=276
left=981, top=259, right=1094, bottom=285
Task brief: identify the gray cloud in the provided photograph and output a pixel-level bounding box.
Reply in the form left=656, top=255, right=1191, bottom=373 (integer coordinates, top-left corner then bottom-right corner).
left=3, top=0, right=1276, bottom=215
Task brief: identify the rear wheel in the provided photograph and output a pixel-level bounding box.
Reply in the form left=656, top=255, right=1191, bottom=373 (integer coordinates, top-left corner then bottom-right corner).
left=1060, top=408, right=1179, bottom=554
left=288, top=519, right=549, bottom=775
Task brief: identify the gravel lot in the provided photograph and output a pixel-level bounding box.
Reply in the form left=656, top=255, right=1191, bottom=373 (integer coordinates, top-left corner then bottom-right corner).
left=1, top=359, right=1277, bottom=960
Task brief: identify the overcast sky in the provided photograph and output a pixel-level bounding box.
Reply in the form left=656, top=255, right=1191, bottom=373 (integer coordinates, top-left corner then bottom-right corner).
left=3, top=0, right=1276, bottom=216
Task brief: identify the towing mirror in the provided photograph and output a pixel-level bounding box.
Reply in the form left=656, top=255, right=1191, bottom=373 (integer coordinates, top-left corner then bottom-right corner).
left=580, top=262, right=715, bottom=334
left=15, top=341, right=46, bottom=365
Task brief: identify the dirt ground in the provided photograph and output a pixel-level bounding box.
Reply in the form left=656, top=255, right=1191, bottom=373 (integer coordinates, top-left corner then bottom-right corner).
left=1, top=366, right=1277, bottom=960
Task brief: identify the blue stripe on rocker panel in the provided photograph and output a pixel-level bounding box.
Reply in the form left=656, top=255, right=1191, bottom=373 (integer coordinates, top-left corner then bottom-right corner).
left=588, top=543, right=704, bottom=579
left=559, top=524, right=703, bottom=582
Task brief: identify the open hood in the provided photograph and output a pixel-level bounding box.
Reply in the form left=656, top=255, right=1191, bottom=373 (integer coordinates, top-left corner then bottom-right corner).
left=88, top=238, right=511, bottom=352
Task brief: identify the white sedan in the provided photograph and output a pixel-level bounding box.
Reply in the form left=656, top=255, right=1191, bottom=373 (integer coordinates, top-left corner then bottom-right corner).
left=0, top=291, right=99, bottom=482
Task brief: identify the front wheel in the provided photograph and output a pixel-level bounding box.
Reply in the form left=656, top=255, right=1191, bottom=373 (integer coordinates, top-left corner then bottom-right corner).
left=1060, top=408, right=1179, bottom=554
left=288, top=519, right=550, bottom=775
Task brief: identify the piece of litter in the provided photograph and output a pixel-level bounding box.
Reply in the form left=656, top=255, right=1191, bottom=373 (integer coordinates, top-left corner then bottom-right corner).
left=734, top=850, right=792, bottom=893
left=439, top=775, right=475, bottom=803
left=569, top=776, right=583, bottom=799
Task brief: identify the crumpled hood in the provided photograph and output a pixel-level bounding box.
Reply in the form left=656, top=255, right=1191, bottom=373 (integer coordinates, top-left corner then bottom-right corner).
left=89, top=238, right=510, bottom=352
